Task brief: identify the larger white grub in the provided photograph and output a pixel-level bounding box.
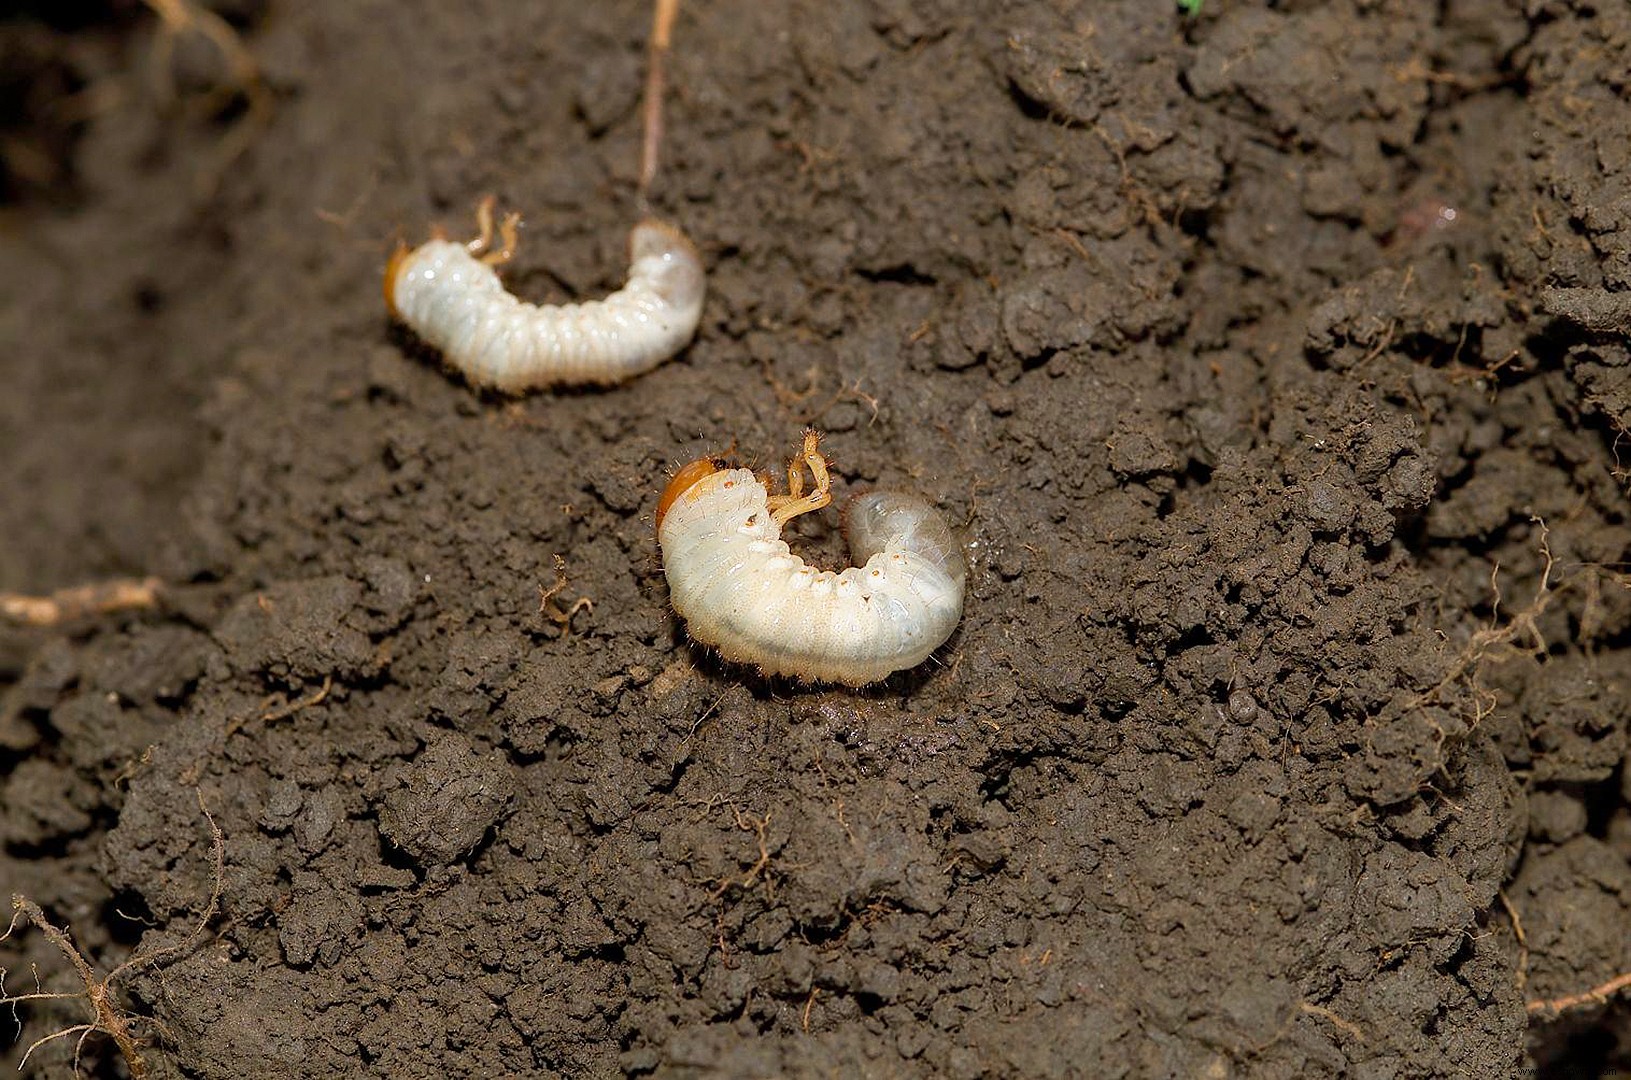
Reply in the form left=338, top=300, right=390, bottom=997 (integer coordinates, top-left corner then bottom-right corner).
left=657, top=432, right=966, bottom=686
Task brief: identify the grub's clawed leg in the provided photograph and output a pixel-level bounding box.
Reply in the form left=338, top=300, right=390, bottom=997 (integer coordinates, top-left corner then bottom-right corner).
left=467, top=195, right=496, bottom=253
left=466, top=196, right=522, bottom=266
left=490, top=212, right=521, bottom=265
left=767, top=430, right=833, bottom=527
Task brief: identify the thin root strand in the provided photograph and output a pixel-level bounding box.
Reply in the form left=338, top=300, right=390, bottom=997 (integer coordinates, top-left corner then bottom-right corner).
left=225, top=674, right=333, bottom=736
left=639, top=0, right=681, bottom=202
left=1528, top=970, right=1631, bottom=1017
left=710, top=805, right=773, bottom=900
left=539, top=556, right=594, bottom=637
left=141, top=0, right=271, bottom=192
left=0, top=790, right=226, bottom=1079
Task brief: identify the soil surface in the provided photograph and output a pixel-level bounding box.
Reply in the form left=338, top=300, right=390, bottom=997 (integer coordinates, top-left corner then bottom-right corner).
left=3, top=0, right=1631, bottom=1077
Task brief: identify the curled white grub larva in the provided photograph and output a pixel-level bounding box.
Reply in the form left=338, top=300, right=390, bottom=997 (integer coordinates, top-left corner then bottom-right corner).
left=385, top=198, right=705, bottom=391
left=657, top=432, right=966, bottom=686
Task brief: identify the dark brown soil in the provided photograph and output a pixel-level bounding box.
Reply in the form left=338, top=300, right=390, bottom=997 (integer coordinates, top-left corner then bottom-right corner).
left=4, top=0, right=1631, bottom=1076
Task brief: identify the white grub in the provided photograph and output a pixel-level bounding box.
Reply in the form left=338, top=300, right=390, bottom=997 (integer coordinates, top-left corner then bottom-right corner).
left=657, top=432, right=966, bottom=686
left=386, top=198, right=705, bottom=392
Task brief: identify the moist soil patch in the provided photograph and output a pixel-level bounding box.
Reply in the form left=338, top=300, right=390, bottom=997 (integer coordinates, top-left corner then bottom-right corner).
left=4, top=1, right=1631, bottom=1077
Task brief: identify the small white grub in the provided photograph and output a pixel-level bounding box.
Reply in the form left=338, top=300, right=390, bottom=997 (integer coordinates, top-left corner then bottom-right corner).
left=386, top=200, right=704, bottom=392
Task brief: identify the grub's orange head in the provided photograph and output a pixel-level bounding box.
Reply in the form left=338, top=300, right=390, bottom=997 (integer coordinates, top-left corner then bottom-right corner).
left=383, top=241, right=411, bottom=319
left=657, top=458, right=721, bottom=529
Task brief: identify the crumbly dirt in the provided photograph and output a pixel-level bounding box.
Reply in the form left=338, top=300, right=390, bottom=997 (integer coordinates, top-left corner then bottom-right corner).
left=3, top=0, right=1631, bottom=1076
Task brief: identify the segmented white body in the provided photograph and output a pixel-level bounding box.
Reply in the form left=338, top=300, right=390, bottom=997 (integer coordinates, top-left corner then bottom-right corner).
left=659, top=470, right=966, bottom=685
left=389, top=220, right=704, bottom=392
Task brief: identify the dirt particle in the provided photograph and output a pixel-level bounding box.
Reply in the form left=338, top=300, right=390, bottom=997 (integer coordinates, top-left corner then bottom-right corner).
left=1527, top=790, right=1587, bottom=845
left=377, top=735, right=516, bottom=867
left=1000, top=265, right=1111, bottom=361
left=215, top=577, right=379, bottom=682
left=259, top=778, right=303, bottom=834
left=1226, top=688, right=1258, bottom=722
left=1303, top=479, right=1356, bottom=534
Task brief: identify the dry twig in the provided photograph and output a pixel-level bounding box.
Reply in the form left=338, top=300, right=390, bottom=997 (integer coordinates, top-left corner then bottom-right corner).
left=639, top=0, right=681, bottom=200
left=0, top=577, right=162, bottom=627
left=1528, top=970, right=1631, bottom=1018
left=1499, top=890, right=1529, bottom=993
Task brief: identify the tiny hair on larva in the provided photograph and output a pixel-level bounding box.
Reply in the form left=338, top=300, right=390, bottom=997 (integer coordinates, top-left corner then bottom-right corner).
left=657, top=431, right=966, bottom=687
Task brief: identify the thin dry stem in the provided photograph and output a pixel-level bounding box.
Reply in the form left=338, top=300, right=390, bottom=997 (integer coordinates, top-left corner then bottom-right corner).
left=639, top=0, right=681, bottom=201
left=1297, top=1001, right=1364, bottom=1043
left=0, top=577, right=162, bottom=627
left=1528, top=970, right=1631, bottom=1017
left=1499, top=890, right=1529, bottom=993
